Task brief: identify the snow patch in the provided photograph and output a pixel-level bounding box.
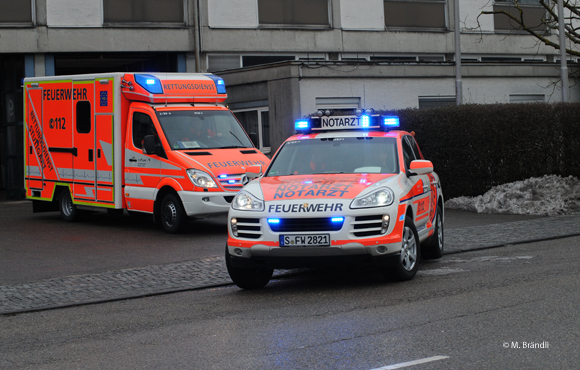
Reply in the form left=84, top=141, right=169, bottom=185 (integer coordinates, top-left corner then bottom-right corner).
left=445, top=175, right=580, bottom=216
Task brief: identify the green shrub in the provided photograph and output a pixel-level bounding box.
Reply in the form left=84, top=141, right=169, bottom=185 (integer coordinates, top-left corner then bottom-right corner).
left=380, top=103, right=580, bottom=199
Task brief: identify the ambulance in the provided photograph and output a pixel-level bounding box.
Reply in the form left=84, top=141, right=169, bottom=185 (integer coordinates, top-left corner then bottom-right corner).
left=226, top=109, right=444, bottom=288
left=24, top=72, right=269, bottom=233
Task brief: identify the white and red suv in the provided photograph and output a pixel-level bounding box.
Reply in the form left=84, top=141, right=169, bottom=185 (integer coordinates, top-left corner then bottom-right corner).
left=226, top=110, right=444, bottom=289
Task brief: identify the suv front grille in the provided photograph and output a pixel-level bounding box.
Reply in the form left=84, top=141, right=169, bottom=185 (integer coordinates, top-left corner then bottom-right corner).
left=351, top=215, right=384, bottom=237
left=268, top=218, right=344, bottom=232
left=236, top=218, right=262, bottom=239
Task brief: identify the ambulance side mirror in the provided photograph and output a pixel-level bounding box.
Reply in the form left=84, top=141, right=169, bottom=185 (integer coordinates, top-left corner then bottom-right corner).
left=143, top=135, right=157, bottom=155
left=246, top=165, right=262, bottom=179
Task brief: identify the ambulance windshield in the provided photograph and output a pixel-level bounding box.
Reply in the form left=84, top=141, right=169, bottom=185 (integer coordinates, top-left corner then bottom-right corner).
left=157, top=110, right=254, bottom=150
left=266, top=137, right=399, bottom=177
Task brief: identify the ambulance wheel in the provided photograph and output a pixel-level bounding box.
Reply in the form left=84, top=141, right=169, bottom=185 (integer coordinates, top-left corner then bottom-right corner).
left=380, top=217, right=419, bottom=282
left=422, top=207, right=444, bottom=260
left=225, top=246, right=273, bottom=289
left=58, top=189, right=78, bottom=222
left=160, top=194, right=187, bottom=234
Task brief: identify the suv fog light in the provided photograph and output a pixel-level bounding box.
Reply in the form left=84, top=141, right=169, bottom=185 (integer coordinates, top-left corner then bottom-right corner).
left=231, top=218, right=238, bottom=237
left=234, top=248, right=243, bottom=256
left=381, top=214, right=390, bottom=234
left=377, top=245, right=388, bottom=254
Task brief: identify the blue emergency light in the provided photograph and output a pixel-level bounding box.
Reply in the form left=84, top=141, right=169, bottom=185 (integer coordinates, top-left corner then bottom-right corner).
left=267, top=218, right=281, bottom=224
left=219, top=174, right=228, bottom=179
left=207, top=75, right=227, bottom=94
left=295, top=119, right=310, bottom=132
left=135, top=74, right=164, bottom=94
left=382, top=116, right=400, bottom=128
left=361, top=115, right=371, bottom=128
left=331, top=217, right=344, bottom=223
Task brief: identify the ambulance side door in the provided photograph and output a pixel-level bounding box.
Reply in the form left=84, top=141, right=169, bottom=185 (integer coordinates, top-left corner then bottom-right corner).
left=124, top=108, right=161, bottom=213
left=402, top=135, right=431, bottom=231
left=72, top=81, right=96, bottom=202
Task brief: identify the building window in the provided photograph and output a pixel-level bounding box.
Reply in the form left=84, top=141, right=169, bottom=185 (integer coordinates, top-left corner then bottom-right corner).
left=0, top=0, right=33, bottom=24
left=315, top=97, right=361, bottom=110
left=418, top=96, right=456, bottom=109
left=384, top=0, right=447, bottom=30
left=493, top=0, right=547, bottom=33
left=258, top=0, right=330, bottom=27
left=103, top=0, right=185, bottom=25
left=233, top=108, right=271, bottom=154
left=509, top=94, right=545, bottom=103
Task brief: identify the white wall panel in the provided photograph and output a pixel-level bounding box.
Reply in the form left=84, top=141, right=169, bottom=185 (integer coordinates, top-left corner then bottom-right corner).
left=47, top=0, right=102, bottom=27
left=208, top=0, right=258, bottom=28
left=340, top=0, right=384, bottom=30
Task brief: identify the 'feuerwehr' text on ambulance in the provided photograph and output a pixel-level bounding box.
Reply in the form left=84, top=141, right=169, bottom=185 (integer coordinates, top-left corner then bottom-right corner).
left=24, top=73, right=269, bottom=233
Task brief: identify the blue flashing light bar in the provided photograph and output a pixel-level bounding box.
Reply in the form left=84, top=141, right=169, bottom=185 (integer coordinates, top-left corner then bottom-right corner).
left=219, top=174, right=228, bottom=178
left=135, top=74, right=163, bottom=94
left=295, top=119, right=310, bottom=131
left=207, top=74, right=227, bottom=94
left=228, top=180, right=236, bottom=184
left=361, top=115, right=370, bottom=128
left=267, top=218, right=281, bottom=224
left=331, top=217, right=344, bottom=223
left=382, top=116, right=400, bottom=128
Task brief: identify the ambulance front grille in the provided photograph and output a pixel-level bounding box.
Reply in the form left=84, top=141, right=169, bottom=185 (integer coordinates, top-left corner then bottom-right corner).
left=351, top=215, right=384, bottom=237
left=218, top=173, right=246, bottom=192
left=236, top=218, right=262, bottom=239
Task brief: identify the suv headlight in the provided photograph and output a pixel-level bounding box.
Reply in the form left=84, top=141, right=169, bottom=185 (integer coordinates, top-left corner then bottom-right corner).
left=350, top=188, right=395, bottom=209
left=187, top=169, right=218, bottom=188
left=232, top=191, right=264, bottom=211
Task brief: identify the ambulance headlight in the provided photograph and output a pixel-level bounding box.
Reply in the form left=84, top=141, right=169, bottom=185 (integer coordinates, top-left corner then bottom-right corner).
left=187, top=169, right=218, bottom=188
left=350, top=188, right=394, bottom=209
left=232, top=191, right=264, bottom=211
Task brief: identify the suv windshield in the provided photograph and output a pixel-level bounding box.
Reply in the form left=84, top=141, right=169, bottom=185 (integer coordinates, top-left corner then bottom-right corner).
left=156, top=110, right=254, bottom=150
left=267, top=137, right=399, bottom=176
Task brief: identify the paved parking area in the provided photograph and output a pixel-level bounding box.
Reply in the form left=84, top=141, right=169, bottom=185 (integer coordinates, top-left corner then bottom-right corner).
left=1, top=214, right=579, bottom=315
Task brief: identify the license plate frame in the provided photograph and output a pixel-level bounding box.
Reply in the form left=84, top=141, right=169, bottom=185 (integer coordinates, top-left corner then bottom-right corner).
left=280, top=234, right=331, bottom=247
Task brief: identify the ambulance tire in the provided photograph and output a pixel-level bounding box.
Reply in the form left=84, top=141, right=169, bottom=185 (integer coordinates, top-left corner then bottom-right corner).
left=225, top=246, right=273, bottom=289
left=380, top=217, right=419, bottom=282
left=160, top=194, right=187, bottom=234
left=422, top=207, right=444, bottom=260
left=58, top=189, right=79, bottom=222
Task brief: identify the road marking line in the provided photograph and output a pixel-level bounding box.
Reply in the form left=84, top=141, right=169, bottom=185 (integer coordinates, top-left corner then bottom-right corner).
left=370, top=355, right=450, bottom=370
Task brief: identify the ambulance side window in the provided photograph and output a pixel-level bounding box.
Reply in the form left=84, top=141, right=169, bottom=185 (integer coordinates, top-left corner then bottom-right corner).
left=133, top=112, right=157, bottom=150
left=407, top=136, right=422, bottom=160
left=76, top=101, right=91, bottom=134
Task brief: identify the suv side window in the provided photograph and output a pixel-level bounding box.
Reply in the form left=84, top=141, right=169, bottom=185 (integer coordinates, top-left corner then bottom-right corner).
left=401, top=137, right=416, bottom=170
left=406, top=136, right=422, bottom=160
left=132, top=112, right=158, bottom=149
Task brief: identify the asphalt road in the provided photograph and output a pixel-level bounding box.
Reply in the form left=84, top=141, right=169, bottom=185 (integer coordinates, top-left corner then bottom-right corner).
left=0, top=200, right=543, bottom=285
left=1, top=236, right=578, bottom=369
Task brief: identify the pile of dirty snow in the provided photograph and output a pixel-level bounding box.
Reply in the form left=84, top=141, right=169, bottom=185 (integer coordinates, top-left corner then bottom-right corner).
left=445, top=175, right=580, bottom=216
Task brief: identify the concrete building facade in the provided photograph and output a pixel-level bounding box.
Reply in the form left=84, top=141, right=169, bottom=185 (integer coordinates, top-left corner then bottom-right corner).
left=1, top=0, right=576, bottom=198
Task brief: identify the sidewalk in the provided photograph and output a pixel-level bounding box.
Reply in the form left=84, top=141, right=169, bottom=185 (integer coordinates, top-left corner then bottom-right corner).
left=1, top=214, right=580, bottom=315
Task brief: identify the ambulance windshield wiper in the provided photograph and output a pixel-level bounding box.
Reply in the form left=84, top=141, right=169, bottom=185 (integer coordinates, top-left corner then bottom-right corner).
left=219, top=145, right=250, bottom=149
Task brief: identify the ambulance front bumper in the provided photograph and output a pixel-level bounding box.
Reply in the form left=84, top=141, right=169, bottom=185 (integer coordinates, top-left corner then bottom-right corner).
left=179, top=190, right=235, bottom=217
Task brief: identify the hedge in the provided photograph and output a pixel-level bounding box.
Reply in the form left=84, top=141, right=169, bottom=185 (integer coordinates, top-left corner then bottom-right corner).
left=380, top=103, right=580, bottom=199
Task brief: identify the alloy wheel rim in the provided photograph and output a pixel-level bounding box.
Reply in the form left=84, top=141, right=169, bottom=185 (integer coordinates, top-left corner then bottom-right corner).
left=401, top=226, right=417, bottom=271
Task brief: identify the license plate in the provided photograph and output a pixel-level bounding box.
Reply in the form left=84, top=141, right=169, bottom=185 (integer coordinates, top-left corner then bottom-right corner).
left=280, top=234, right=330, bottom=247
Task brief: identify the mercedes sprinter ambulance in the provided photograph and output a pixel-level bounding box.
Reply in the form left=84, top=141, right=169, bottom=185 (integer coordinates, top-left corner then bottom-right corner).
left=24, top=72, right=269, bottom=233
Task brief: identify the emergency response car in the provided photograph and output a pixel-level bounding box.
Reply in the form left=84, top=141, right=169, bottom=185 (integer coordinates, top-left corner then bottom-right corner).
left=24, top=72, right=269, bottom=233
left=226, top=110, right=444, bottom=288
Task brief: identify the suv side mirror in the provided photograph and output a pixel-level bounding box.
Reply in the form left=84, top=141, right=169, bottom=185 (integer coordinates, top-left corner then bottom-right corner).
left=408, top=160, right=433, bottom=176
left=143, top=135, right=157, bottom=155
left=246, top=165, right=262, bottom=179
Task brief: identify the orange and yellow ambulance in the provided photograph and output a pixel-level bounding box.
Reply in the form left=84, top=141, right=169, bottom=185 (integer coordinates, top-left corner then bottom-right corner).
left=24, top=72, right=269, bottom=233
